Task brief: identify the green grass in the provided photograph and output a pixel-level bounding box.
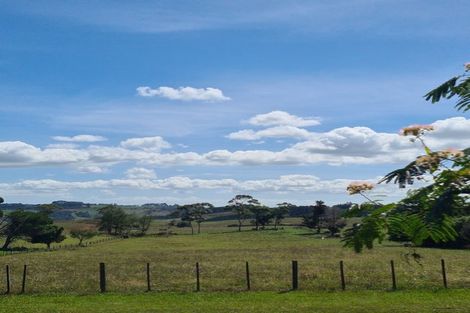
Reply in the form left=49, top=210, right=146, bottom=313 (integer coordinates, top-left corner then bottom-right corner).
left=0, top=220, right=469, bottom=294
left=2, top=290, right=470, bottom=313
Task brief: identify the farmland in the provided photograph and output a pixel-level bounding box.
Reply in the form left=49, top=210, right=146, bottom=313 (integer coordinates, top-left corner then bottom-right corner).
left=1, top=220, right=469, bottom=295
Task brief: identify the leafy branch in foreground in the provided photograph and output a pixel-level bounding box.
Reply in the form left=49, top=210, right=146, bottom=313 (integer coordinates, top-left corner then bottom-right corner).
left=342, top=64, right=470, bottom=254
left=424, top=63, right=470, bottom=112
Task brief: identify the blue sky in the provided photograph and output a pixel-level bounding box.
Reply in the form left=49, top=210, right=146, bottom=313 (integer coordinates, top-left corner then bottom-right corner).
left=0, top=0, right=469, bottom=206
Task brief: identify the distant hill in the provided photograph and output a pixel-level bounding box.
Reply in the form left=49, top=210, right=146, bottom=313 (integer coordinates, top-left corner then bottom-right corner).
left=0, top=201, right=178, bottom=221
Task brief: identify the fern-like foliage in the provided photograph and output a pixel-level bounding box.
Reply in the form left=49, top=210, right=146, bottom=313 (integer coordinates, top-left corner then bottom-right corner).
left=388, top=213, right=457, bottom=246
left=378, top=159, right=427, bottom=188
left=424, top=75, right=470, bottom=112
left=342, top=204, right=394, bottom=252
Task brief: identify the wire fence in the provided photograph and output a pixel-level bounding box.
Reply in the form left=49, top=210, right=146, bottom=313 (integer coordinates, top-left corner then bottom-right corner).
left=0, top=258, right=462, bottom=295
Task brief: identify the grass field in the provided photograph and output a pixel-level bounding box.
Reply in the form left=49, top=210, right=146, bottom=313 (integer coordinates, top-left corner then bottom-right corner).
left=2, top=290, right=470, bottom=313
left=0, top=220, right=469, bottom=295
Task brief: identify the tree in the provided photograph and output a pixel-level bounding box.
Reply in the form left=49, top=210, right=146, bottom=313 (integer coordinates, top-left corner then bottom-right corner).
left=250, top=205, right=272, bottom=230
left=272, top=202, right=293, bottom=230
left=227, top=195, right=259, bottom=232
left=191, top=203, right=213, bottom=234
left=30, top=224, right=65, bottom=249
left=136, top=215, right=153, bottom=236
left=97, top=205, right=131, bottom=236
left=70, top=226, right=98, bottom=246
left=343, top=64, right=470, bottom=253
left=1, top=209, right=62, bottom=250
left=177, top=204, right=196, bottom=235
left=323, top=207, right=347, bottom=237
left=302, top=201, right=328, bottom=234
left=0, top=197, right=6, bottom=233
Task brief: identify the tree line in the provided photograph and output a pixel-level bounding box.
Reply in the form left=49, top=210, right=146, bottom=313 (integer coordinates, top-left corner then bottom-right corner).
left=0, top=200, right=154, bottom=250
left=170, top=195, right=348, bottom=236
left=0, top=191, right=352, bottom=250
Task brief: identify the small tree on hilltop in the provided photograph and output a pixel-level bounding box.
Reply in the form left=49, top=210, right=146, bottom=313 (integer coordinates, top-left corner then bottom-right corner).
left=227, top=195, right=259, bottom=232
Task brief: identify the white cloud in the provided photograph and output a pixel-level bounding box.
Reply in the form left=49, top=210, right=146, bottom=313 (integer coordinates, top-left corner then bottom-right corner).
left=0, top=141, right=89, bottom=167
left=0, top=116, right=468, bottom=169
left=0, top=174, right=414, bottom=205
left=46, top=143, right=80, bottom=149
left=52, top=134, right=107, bottom=142
left=227, top=125, right=313, bottom=140
left=120, top=136, right=171, bottom=152
left=247, top=111, right=320, bottom=127
left=0, top=175, right=358, bottom=193
left=76, top=165, right=108, bottom=174
left=425, top=117, right=470, bottom=148
left=125, top=167, right=157, bottom=179
left=136, top=86, right=230, bottom=101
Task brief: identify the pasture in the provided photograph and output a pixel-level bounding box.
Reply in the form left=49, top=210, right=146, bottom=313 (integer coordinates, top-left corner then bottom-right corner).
left=1, top=220, right=469, bottom=295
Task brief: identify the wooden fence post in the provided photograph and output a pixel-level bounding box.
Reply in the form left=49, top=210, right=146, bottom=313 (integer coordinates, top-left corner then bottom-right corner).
left=390, top=260, right=397, bottom=290
left=339, top=260, right=345, bottom=291
left=5, top=265, right=10, bottom=294
left=99, top=263, right=106, bottom=293
left=441, top=259, right=448, bottom=289
left=196, top=262, right=200, bottom=292
left=146, top=263, right=151, bottom=292
left=245, top=261, right=251, bottom=291
left=292, top=260, right=298, bottom=290
left=21, top=265, right=27, bottom=294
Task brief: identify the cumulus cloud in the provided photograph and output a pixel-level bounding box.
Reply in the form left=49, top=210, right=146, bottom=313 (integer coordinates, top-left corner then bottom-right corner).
left=136, top=86, right=230, bottom=101
left=247, top=111, right=320, bottom=127
left=0, top=174, right=415, bottom=205
left=0, top=175, right=358, bottom=193
left=120, top=136, right=171, bottom=152
left=0, top=141, right=89, bottom=167
left=125, top=167, right=157, bottom=179
left=227, top=125, right=313, bottom=140
left=0, top=116, right=468, bottom=169
left=46, top=143, right=80, bottom=149
left=424, top=117, right=470, bottom=148
left=76, top=165, right=108, bottom=174
left=52, top=135, right=107, bottom=142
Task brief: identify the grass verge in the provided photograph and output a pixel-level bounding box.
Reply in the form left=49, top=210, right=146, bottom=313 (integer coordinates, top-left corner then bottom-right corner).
left=1, top=290, right=470, bottom=313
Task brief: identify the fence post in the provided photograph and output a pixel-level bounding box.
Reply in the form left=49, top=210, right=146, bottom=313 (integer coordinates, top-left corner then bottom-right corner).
left=196, top=262, right=200, bottom=292
left=441, top=259, right=447, bottom=289
left=390, top=260, right=397, bottom=290
left=146, top=263, right=151, bottom=292
left=21, top=265, right=27, bottom=294
left=99, top=263, right=106, bottom=293
left=5, top=265, right=10, bottom=295
left=339, top=260, right=345, bottom=291
left=245, top=261, right=251, bottom=291
left=292, top=260, right=298, bottom=290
